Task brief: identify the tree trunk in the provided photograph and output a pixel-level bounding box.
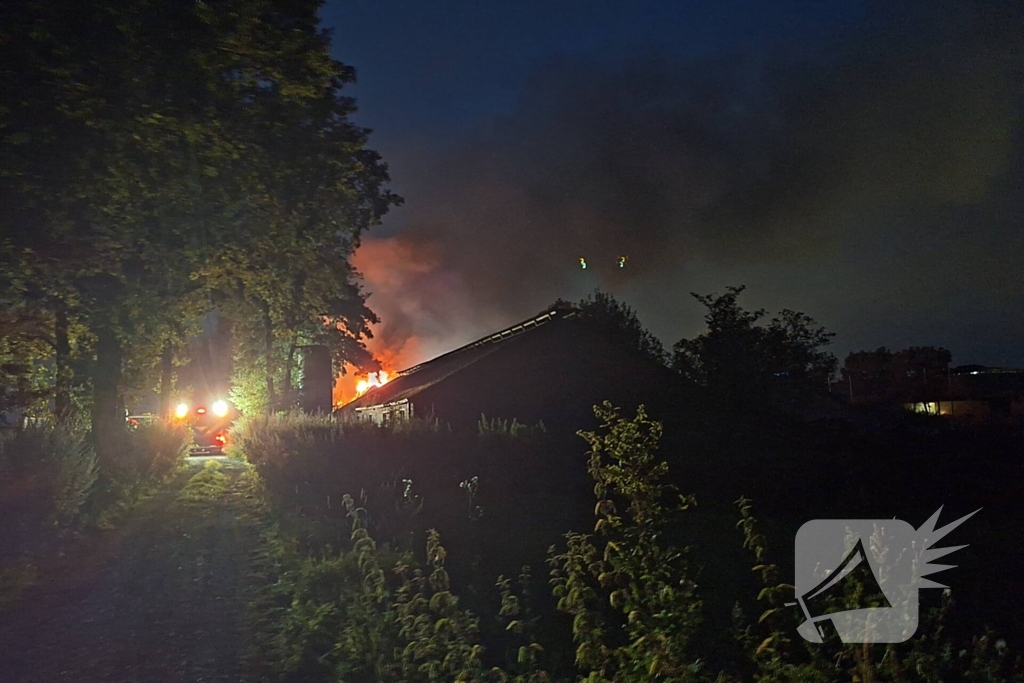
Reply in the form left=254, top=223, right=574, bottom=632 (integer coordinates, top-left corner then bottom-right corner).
left=91, top=323, right=126, bottom=478
left=158, top=341, right=174, bottom=419
left=261, top=299, right=276, bottom=413
left=283, top=338, right=297, bottom=410
left=53, top=299, right=71, bottom=422
left=283, top=272, right=305, bottom=412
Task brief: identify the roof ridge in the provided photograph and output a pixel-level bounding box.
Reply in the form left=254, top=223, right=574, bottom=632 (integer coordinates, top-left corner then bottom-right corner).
left=395, top=305, right=577, bottom=378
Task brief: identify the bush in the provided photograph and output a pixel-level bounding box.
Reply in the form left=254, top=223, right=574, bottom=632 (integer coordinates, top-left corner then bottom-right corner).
left=126, top=420, right=188, bottom=479
left=90, top=419, right=189, bottom=487
left=51, top=435, right=99, bottom=525
left=230, top=363, right=275, bottom=416
left=0, top=422, right=98, bottom=525
left=391, top=414, right=447, bottom=435
left=232, top=408, right=569, bottom=564
left=230, top=411, right=341, bottom=470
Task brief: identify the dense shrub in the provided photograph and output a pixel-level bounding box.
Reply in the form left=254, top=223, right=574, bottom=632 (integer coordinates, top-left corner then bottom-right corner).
left=126, top=421, right=189, bottom=479
left=229, top=411, right=343, bottom=471
left=0, top=418, right=187, bottom=609
left=232, top=408, right=588, bottom=607
left=51, top=434, right=100, bottom=524
left=0, top=422, right=98, bottom=525
left=0, top=419, right=186, bottom=555
left=70, top=418, right=188, bottom=487
left=0, top=421, right=55, bottom=477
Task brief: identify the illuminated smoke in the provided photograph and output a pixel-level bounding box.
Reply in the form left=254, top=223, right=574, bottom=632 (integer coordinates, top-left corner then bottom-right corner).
left=347, top=2, right=1024, bottom=368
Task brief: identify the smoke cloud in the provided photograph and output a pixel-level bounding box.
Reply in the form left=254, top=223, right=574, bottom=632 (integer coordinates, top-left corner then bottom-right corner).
left=355, top=1, right=1024, bottom=368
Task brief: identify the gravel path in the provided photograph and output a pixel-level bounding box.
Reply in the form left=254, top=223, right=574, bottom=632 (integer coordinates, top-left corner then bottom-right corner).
left=0, top=459, right=266, bottom=683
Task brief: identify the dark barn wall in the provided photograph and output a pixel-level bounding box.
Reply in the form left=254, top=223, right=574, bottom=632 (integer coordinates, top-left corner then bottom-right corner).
left=410, top=318, right=678, bottom=432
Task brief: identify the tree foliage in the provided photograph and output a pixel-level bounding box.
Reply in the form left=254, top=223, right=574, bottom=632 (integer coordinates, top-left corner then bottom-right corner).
left=842, top=346, right=952, bottom=403
left=672, top=286, right=836, bottom=399
left=0, top=0, right=397, bottom=471
left=571, top=291, right=667, bottom=366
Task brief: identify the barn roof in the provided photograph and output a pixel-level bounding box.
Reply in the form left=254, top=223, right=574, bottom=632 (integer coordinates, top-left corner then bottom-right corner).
left=338, top=304, right=578, bottom=413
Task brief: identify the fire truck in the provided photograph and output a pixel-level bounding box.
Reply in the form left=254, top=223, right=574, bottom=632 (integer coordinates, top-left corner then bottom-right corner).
left=173, top=398, right=240, bottom=456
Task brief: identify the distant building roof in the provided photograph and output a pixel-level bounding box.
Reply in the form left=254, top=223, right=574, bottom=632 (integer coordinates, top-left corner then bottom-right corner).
left=338, top=304, right=579, bottom=413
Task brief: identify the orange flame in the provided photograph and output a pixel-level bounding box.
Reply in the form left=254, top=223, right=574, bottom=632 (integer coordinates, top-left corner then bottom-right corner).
left=332, top=236, right=436, bottom=407
left=335, top=361, right=402, bottom=407
left=355, top=370, right=390, bottom=397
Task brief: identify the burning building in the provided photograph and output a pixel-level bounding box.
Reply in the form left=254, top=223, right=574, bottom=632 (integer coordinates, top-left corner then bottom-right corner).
left=336, top=303, right=675, bottom=431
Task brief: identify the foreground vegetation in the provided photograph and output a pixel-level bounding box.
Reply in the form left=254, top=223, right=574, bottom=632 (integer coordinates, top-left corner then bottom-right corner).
left=237, top=406, right=1023, bottom=682
left=0, top=420, right=188, bottom=606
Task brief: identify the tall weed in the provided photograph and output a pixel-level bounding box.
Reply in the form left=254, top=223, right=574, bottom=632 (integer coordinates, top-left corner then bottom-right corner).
left=0, top=422, right=98, bottom=524
left=230, top=411, right=341, bottom=469
left=255, top=494, right=514, bottom=683
left=51, top=436, right=99, bottom=525
left=126, top=421, right=188, bottom=479
left=478, top=414, right=546, bottom=439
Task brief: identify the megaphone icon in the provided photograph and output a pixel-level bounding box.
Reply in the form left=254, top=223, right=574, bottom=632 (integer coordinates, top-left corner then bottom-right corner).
left=795, top=538, right=891, bottom=640
left=794, top=509, right=978, bottom=643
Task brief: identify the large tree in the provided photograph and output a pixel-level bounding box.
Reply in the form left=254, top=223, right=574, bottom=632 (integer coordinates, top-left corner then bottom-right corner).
left=198, top=3, right=397, bottom=412
left=671, top=286, right=837, bottom=402
left=0, top=0, right=396, bottom=466
left=842, top=346, right=951, bottom=403
left=565, top=290, right=667, bottom=366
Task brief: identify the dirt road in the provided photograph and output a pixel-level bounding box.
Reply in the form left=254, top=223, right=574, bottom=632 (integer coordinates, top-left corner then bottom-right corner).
left=0, top=459, right=267, bottom=683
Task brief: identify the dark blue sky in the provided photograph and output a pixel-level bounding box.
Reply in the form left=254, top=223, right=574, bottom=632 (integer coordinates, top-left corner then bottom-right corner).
left=323, top=0, right=864, bottom=148
left=320, top=0, right=1024, bottom=368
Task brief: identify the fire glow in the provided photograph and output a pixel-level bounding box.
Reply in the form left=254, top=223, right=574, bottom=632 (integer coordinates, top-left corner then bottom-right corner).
left=331, top=236, right=434, bottom=407
left=355, top=370, right=390, bottom=397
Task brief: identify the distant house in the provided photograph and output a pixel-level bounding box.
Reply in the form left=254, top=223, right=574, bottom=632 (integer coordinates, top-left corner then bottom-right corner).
left=901, top=366, right=1024, bottom=423
left=337, top=304, right=675, bottom=431
left=839, top=345, right=1024, bottom=424
left=902, top=399, right=994, bottom=421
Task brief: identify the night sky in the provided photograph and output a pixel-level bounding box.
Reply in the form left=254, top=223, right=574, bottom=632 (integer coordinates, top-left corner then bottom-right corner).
left=321, top=0, right=1024, bottom=368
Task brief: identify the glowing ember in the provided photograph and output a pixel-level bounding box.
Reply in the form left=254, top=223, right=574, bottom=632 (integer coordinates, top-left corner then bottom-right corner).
left=355, top=370, right=390, bottom=397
